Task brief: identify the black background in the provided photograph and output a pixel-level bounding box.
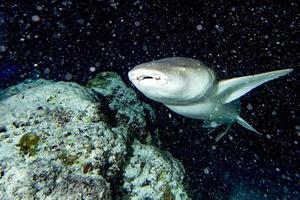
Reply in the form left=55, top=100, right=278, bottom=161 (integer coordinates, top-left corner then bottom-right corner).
left=1, top=0, right=299, bottom=199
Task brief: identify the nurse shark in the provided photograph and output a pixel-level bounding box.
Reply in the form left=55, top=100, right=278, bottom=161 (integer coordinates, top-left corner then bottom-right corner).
left=128, top=57, right=292, bottom=141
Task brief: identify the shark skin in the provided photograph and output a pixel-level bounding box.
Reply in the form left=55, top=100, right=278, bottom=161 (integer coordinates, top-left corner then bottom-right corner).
left=128, top=57, right=293, bottom=141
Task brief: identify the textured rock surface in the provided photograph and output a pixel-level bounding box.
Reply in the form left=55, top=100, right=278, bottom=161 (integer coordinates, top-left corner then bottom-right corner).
left=0, top=80, right=114, bottom=199
left=87, top=72, right=157, bottom=143
left=122, top=141, right=190, bottom=200
left=0, top=79, right=53, bottom=101
left=0, top=72, right=189, bottom=199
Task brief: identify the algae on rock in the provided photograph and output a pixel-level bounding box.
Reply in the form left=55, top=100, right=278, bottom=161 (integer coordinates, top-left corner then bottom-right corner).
left=17, top=132, right=40, bottom=155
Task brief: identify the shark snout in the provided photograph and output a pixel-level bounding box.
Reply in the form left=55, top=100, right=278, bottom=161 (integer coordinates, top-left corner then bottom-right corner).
left=128, top=69, right=137, bottom=83
left=128, top=69, right=142, bottom=86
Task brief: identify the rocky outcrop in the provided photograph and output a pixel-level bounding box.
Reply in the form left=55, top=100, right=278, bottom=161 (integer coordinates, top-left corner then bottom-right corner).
left=86, top=72, right=157, bottom=143
left=0, top=72, right=190, bottom=200
left=122, top=141, right=189, bottom=200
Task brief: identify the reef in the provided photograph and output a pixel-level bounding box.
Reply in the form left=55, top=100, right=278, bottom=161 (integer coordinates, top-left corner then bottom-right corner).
left=0, top=72, right=190, bottom=199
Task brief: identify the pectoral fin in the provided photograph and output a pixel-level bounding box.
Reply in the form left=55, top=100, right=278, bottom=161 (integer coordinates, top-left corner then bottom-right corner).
left=215, top=123, right=232, bottom=142
left=202, top=122, right=233, bottom=142
left=216, top=69, right=293, bottom=104
left=214, top=116, right=260, bottom=142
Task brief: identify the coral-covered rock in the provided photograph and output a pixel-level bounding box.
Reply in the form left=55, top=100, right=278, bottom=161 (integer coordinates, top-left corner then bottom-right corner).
left=87, top=72, right=157, bottom=143
left=0, top=73, right=189, bottom=199
left=0, top=80, right=117, bottom=199
left=121, top=141, right=190, bottom=200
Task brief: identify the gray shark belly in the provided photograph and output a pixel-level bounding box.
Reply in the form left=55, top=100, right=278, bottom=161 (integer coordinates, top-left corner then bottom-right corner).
left=165, top=100, right=240, bottom=121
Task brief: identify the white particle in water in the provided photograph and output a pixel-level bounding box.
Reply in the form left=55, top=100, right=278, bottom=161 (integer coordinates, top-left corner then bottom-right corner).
left=196, top=24, right=203, bottom=31
left=37, top=6, right=43, bottom=11
left=210, top=121, right=218, bottom=128
left=204, top=167, right=210, bottom=174
left=64, top=72, right=73, bottom=80
left=0, top=45, right=6, bottom=52
left=31, top=15, right=41, bottom=22
left=77, top=19, right=85, bottom=25
left=215, top=24, right=224, bottom=32
left=134, top=21, right=141, bottom=26
left=247, top=103, right=253, bottom=110
left=89, top=67, right=96, bottom=72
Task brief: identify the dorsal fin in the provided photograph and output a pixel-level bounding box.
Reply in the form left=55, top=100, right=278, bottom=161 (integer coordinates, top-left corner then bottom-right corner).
left=216, top=69, right=293, bottom=104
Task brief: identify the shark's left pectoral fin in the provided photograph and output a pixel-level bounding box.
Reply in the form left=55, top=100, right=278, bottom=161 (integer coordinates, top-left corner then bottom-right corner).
left=216, top=69, right=293, bottom=104
left=215, top=123, right=232, bottom=142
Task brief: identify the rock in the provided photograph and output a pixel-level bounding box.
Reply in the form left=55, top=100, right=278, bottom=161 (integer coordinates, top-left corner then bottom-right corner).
left=1, top=159, right=111, bottom=200
left=87, top=72, right=157, bottom=143
left=0, top=79, right=53, bottom=101
left=0, top=72, right=190, bottom=199
left=121, top=141, right=190, bottom=200
left=0, top=80, right=116, bottom=199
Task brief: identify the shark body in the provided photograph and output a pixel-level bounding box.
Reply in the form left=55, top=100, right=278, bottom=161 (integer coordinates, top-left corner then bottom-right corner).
left=128, top=57, right=292, bottom=141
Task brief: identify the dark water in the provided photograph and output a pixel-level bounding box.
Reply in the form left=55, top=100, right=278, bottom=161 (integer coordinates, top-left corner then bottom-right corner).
left=0, top=1, right=299, bottom=199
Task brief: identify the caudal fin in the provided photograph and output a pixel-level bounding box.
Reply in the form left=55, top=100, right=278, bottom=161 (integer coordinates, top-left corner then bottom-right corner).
left=217, top=69, right=293, bottom=104
left=236, top=116, right=261, bottom=135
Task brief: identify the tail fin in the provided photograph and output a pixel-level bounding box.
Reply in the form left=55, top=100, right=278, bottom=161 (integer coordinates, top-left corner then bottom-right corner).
left=217, top=69, right=293, bottom=104
left=236, top=116, right=261, bottom=135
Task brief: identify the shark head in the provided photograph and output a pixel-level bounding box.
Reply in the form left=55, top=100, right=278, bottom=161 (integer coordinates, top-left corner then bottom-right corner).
left=128, top=57, right=216, bottom=105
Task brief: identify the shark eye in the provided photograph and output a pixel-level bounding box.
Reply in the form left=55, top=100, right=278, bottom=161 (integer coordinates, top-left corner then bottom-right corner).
left=154, top=74, right=161, bottom=80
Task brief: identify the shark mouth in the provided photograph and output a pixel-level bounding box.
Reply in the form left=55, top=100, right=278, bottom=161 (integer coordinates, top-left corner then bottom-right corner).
left=137, top=75, right=155, bottom=81
left=137, top=74, right=163, bottom=80
left=136, top=75, right=168, bottom=86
